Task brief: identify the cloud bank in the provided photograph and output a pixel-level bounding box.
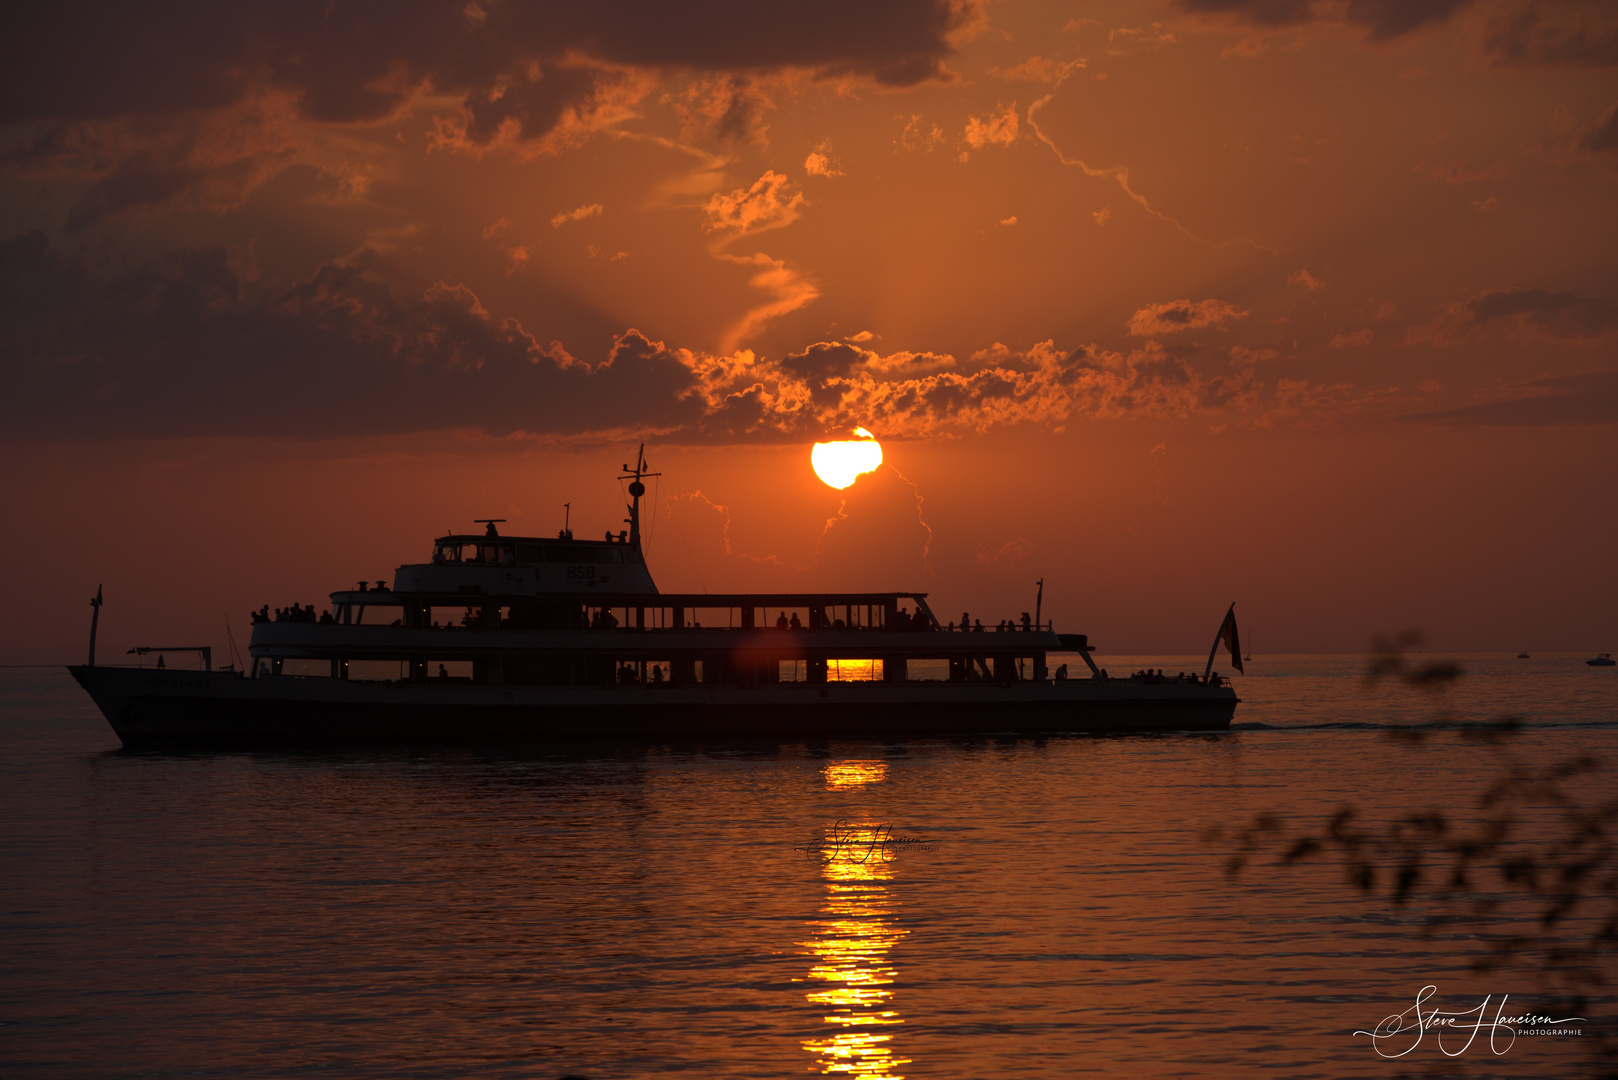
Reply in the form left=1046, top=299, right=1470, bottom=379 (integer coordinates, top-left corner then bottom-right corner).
left=1, top=231, right=1387, bottom=443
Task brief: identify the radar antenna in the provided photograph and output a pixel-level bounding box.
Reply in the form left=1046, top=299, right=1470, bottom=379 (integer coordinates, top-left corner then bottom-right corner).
left=618, top=443, right=662, bottom=548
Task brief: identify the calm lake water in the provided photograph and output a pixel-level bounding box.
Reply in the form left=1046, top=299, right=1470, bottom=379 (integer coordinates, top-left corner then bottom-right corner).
left=2, top=655, right=1614, bottom=1079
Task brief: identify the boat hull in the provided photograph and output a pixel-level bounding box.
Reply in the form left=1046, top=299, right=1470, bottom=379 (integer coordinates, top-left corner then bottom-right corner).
left=69, top=666, right=1238, bottom=748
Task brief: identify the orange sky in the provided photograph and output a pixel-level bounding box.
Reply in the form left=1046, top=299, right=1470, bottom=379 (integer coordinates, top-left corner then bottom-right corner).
left=3, top=0, right=1615, bottom=662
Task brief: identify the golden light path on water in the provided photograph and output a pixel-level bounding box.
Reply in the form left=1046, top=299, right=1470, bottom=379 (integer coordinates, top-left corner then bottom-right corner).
left=823, top=760, right=888, bottom=789
left=811, top=428, right=883, bottom=490
left=800, top=761, right=909, bottom=1079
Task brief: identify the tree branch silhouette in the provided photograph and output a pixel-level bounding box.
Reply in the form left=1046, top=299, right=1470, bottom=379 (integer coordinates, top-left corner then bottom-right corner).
left=1207, top=632, right=1616, bottom=1070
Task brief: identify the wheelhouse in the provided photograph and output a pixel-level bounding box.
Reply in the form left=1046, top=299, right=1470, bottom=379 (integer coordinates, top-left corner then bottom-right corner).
left=431, top=536, right=631, bottom=567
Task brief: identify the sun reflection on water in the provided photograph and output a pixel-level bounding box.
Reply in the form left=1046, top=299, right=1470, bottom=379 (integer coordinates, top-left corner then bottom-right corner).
left=799, top=823, right=911, bottom=1078
left=823, top=760, right=888, bottom=790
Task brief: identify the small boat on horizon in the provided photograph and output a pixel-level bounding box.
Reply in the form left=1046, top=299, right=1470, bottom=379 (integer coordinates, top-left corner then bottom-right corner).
left=1517, top=650, right=1530, bottom=659
left=1588, top=653, right=1615, bottom=667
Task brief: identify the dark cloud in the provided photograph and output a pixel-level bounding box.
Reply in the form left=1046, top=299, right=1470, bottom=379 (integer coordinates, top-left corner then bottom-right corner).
left=1, top=95, right=304, bottom=231
left=671, top=75, right=777, bottom=146
left=1176, top=0, right=1314, bottom=28
left=0, top=237, right=1442, bottom=444
left=0, top=2, right=252, bottom=122
left=64, top=143, right=298, bottom=232
left=0, top=1, right=969, bottom=129
left=1482, top=1, right=1618, bottom=68
left=1345, top=0, right=1475, bottom=41
left=1177, top=0, right=1475, bottom=38
left=3, top=3, right=970, bottom=229
left=1408, top=286, right=1618, bottom=346
left=778, top=341, right=870, bottom=379
left=461, top=64, right=630, bottom=145
left=1465, top=287, right=1618, bottom=339
left=793, top=342, right=1213, bottom=436
left=1127, top=298, right=1247, bottom=336
left=3, top=235, right=1227, bottom=444
left=1401, top=372, right=1618, bottom=426
left=0, top=232, right=703, bottom=439
left=1180, top=0, right=1617, bottom=59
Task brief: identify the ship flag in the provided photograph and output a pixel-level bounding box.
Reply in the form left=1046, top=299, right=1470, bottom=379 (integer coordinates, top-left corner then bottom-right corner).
left=1203, top=603, right=1243, bottom=679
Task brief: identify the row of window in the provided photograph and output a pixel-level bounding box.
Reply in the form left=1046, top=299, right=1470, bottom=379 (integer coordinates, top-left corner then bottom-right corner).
left=268, top=658, right=954, bottom=682
left=433, top=543, right=627, bottom=565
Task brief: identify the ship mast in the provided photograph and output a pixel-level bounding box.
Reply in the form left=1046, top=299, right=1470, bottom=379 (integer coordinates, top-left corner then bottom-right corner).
left=88, top=584, right=103, bottom=666
left=619, top=444, right=661, bottom=548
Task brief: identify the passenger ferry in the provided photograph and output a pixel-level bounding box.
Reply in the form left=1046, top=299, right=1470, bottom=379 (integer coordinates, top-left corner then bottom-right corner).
left=70, top=448, right=1240, bottom=746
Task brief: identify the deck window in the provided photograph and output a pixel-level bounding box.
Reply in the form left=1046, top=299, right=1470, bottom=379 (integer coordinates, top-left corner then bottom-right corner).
left=827, top=659, right=884, bottom=682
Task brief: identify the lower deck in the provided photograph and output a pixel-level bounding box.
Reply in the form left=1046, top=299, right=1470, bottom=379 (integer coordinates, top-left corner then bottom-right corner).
left=70, top=665, right=1239, bottom=748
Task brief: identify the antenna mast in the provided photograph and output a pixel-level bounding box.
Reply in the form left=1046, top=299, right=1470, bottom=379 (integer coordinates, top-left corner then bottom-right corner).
left=618, top=443, right=661, bottom=548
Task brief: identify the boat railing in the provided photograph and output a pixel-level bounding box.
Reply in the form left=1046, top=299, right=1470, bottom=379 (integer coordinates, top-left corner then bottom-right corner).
left=275, top=622, right=1062, bottom=635
left=259, top=618, right=1070, bottom=636
left=939, top=622, right=1054, bottom=633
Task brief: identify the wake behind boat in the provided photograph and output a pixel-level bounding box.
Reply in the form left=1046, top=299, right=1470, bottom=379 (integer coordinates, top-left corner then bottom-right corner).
left=70, top=447, right=1241, bottom=747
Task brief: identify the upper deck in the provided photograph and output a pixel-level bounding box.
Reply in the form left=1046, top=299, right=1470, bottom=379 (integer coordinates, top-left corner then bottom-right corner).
left=391, top=529, right=658, bottom=597
left=246, top=589, right=1099, bottom=688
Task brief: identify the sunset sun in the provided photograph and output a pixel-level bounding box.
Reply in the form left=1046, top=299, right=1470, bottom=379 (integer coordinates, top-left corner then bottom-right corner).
left=811, top=428, right=883, bottom=489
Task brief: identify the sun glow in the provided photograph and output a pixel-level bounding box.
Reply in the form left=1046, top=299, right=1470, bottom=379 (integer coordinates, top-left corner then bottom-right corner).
left=812, top=428, right=883, bottom=490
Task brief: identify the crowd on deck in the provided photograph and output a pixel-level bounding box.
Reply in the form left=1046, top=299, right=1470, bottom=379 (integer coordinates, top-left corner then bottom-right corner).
left=250, top=603, right=334, bottom=625
left=944, top=611, right=1042, bottom=632
left=245, top=601, right=1115, bottom=644
left=617, top=663, right=667, bottom=684
left=1129, top=668, right=1223, bottom=686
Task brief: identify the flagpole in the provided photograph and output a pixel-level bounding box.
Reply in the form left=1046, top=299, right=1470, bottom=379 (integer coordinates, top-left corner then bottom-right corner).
left=1204, top=602, right=1235, bottom=680
left=88, top=585, right=103, bottom=667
